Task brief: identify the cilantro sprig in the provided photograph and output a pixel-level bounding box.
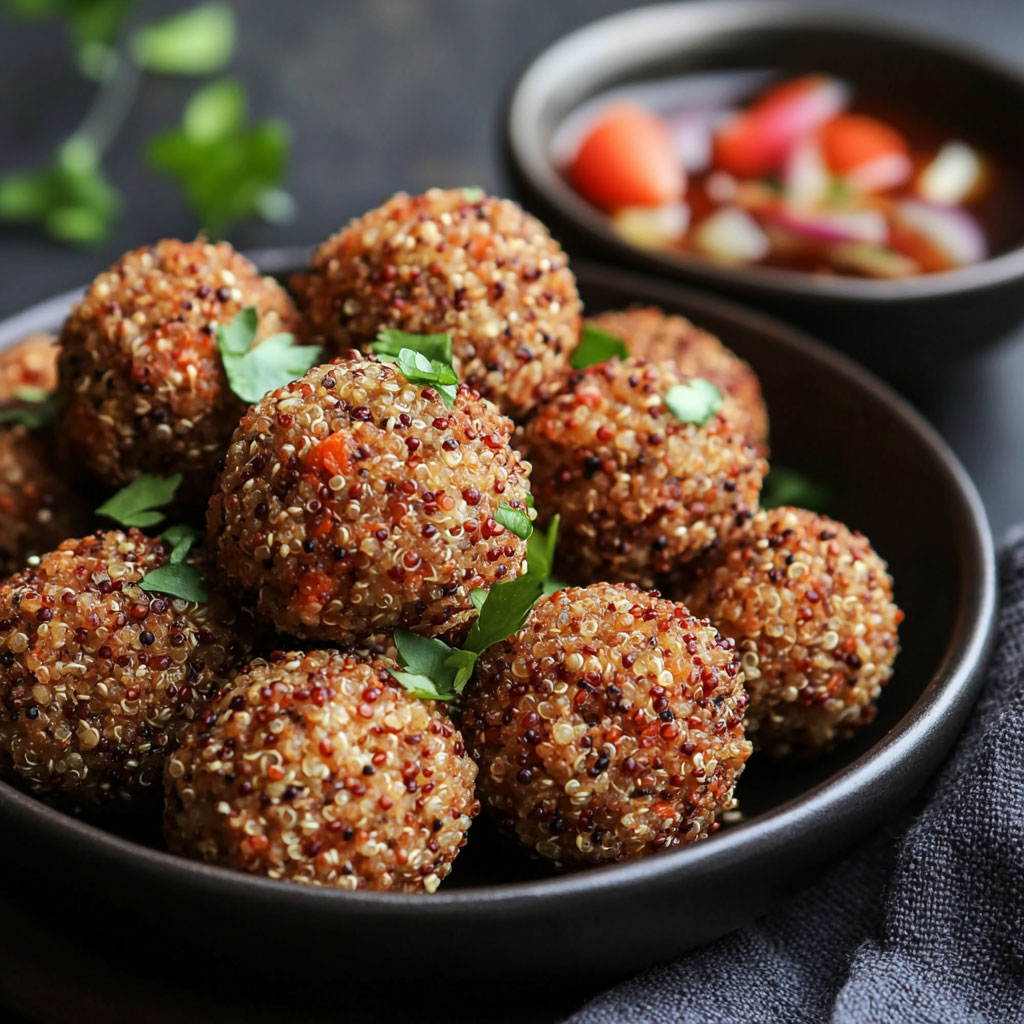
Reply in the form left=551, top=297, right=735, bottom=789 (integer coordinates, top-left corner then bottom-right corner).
left=216, top=306, right=322, bottom=404
left=130, top=3, right=235, bottom=76
left=494, top=503, right=532, bottom=540
left=371, top=329, right=460, bottom=409
left=390, top=515, right=560, bottom=702
left=95, top=475, right=207, bottom=601
left=665, top=378, right=724, bottom=426
left=147, top=77, right=292, bottom=239
left=761, top=465, right=830, bottom=513
left=570, top=324, right=629, bottom=370
left=0, top=387, right=57, bottom=429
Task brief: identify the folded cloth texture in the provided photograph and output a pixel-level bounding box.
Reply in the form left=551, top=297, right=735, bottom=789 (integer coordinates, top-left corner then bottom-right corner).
left=568, top=538, right=1024, bottom=1024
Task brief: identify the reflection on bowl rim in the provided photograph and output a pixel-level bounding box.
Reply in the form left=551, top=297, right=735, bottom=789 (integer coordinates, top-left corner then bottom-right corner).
left=507, top=0, right=1024, bottom=302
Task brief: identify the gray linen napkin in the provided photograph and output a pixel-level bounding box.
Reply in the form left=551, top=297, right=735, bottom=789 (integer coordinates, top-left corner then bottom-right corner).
left=568, top=539, right=1024, bottom=1024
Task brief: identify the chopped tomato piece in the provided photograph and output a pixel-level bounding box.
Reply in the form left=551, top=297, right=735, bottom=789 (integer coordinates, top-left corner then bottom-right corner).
left=306, top=430, right=351, bottom=477
left=570, top=102, right=684, bottom=210
left=820, top=114, right=909, bottom=175
left=713, top=75, right=846, bottom=178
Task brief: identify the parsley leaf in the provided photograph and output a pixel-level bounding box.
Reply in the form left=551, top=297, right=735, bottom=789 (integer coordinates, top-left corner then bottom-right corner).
left=570, top=324, right=629, bottom=369
left=216, top=306, right=322, bottom=404
left=371, top=328, right=453, bottom=367
left=147, top=77, right=292, bottom=239
left=393, top=348, right=459, bottom=409
left=161, top=523, right=200, bottom=564
left=761, top=465, right=830, bottom=512
left=96, top=473, right=181, bottom=529
left=0, top=388, right=57, bottom=429
left=0, top=137, right=120, bottom=245
left=130, top=3, right=235, bottom=76
left=495, top=503, right=533, bottom=540
left=140, top=563, right=208, bottom=603
left=664, top=378, right=723, bottom=426
left=389, top=516, right=561, bottom=702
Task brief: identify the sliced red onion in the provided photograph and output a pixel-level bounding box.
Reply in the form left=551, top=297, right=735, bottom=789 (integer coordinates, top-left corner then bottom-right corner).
left=611, top=203, right=690, bottom=249
left=783, top=138, right=829, bottom=206
left=846, top=152, right=912, bottom=193
left=895, top=200, right=987, bottom=266
left=916, top=142, right=985, bottom=205
left=693, top=206, right=770, bottom=263
left=761, top=205, right=888, bottom=245
left=667, top=109, right=724, bottom=174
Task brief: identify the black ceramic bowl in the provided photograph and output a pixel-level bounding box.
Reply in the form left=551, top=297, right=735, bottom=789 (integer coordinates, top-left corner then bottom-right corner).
left=506, top=1, right=1024, bottom=380
left=0, top=254, right=996, bottom=990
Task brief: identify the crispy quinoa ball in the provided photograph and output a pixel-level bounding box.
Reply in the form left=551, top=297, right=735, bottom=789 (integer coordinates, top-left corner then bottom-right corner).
left=587, top=307, right=769, bottom=452
left=165, top=649, right=479, bottom=892
left=518, top=357, right=766, bottom=587
left=0, top=530, right=247, bottom=811
left=0, top=428, right=89, bottom=576
left=208, top=356, right=532, bottom=646
left=57, top=239, right=298, bottom=496
left=461, top=583, right=751, bottom=867
left=0, top=333, right=57, bottom=398
left=298, top=188, right=581, bottom=418
left=683, top=506, right=902, bottom=757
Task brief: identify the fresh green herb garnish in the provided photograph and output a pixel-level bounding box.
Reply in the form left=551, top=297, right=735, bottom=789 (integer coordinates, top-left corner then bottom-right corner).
left=0, top=137, right=120, bottom=245
left=216, top=306, right=322, bottom=404
left=371, top=328, right=454, bottom=367
left=495, top=503, right=533, bottom=540
left=0, top=387, right=58, bottom=429
left=664, top=378, right=723, bottom=426
left=147, top=77, right=292, bottom=239
left=761, top=465, right=830, bottom=512
left=160, top=523, right=200, bottom=563
left=390, top=516, right=561, bottom=701
left=140, top=562, right=208, bottom=603
left=130, top=2, right=235, bottom=75
left=96, top=473, right=181, bottom=529
left=393, top=348, right=459, bottom=409
left=570, top=324, right=629, bottom=370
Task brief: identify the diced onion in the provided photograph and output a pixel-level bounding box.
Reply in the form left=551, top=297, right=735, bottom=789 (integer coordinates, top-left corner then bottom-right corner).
left=783, top=139, right=829, bottom=206
left=611, top=203, right=690, bottom=249
left=693, top=206, right=770, bottom=263
left=895, top=200, right=987, bottom=266
left=762, top=206, right=888, bottom=245
left=917, top=142, right=985, bottom=205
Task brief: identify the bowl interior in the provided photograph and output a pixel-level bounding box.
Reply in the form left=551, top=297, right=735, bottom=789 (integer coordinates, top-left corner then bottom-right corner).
left=508, top=1, right=1024, bottom=300
left=0, top=256, right=995, bottom=984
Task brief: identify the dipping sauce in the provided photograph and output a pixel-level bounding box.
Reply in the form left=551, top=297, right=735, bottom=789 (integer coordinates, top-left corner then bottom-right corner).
left=558, top=71, right=1023, bottom=278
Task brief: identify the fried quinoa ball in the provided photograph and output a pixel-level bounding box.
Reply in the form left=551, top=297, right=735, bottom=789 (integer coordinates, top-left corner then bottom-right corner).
left=57, top=239, right=298, bottom=495
left=298, top=188, right=581, bottom=418
left=164, top=649, right=479, bottom=892
left=0, top=334, right=87, bottom=575
left=208, top=356, right=532, bottom=646
left=0, top=333, right=58, bottom=397
left=519, top=357, right=766, bottom=587
left=460, top=583, right=751, bottom=867
left=587, top=307, right=769, bottom=452
left=683, top=506, right=902, bottom=757
left=0, top=428, right=89, bottom=576
left=0, top=530, right=247, bottom=811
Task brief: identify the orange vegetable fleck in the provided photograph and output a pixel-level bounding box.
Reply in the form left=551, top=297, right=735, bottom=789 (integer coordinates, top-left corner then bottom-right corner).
left=306, top=430, right=352, bottom=477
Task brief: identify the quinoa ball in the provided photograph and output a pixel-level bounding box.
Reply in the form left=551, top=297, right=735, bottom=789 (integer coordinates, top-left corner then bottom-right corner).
left=460, top=583, right=751, bottom=867
left=164, top=648, right=479, bottom=892
left=57, top=239, right=299, bottom=496
left=683, top=506, right=902, bottom=757
left=0, top=333, right=57, bottom=398
left=587, top=307, right=769, bottom=452
left=0, top=427, right=89, bottom=576
left=0, top=529, right=247, bottom=811
left=208, top=356, right=532, bottom=646
left=297, top=188, right=581, bottom=418
left=518, top=357, right=766, bottom=587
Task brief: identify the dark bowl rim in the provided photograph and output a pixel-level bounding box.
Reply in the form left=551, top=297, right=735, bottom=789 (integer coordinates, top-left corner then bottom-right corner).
left=0, top=253, right=997, bottom=918
left=506, top=0, right=1024, bottom=304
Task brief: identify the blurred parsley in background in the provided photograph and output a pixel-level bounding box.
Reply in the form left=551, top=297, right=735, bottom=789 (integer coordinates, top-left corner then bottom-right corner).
left=0, top=0, right=294, bottom=244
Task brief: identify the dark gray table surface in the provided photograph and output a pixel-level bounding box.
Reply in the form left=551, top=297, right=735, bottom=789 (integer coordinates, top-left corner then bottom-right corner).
left=0, top=1, right=1022, bottom=1021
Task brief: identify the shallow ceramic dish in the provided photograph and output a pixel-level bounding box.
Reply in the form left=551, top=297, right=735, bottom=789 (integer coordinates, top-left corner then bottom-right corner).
left=505, top=1, right=1024, bottom=378
left=0, top=253, right=996, bottom=987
